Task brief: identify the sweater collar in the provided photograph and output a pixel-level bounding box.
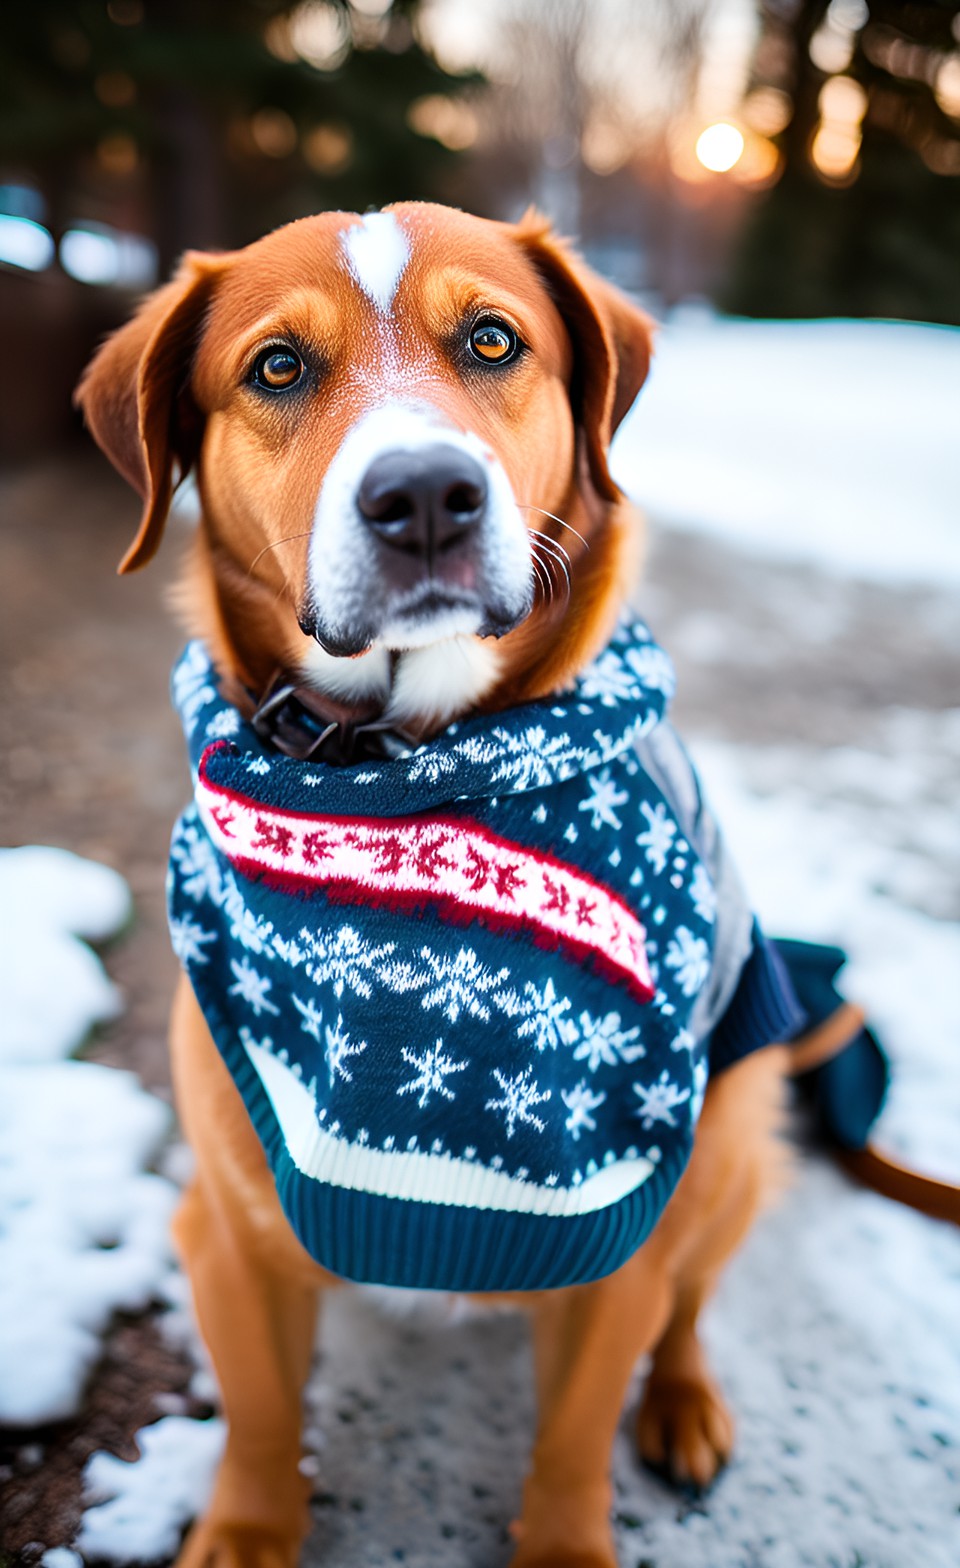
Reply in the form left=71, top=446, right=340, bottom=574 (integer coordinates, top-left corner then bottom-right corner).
left=172, top=618, right=676, bottom=816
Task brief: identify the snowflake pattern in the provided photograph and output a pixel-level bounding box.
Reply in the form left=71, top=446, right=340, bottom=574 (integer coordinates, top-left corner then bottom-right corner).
left=636, top=801, right=677, bottom=875
left=172, top=642, right=217, bottom=738
left=510, top=977, right=573, bottom=1053
left=690, top=863, right=717, bottom=923
left=579, top=768, right=629, bottom=831
left=169, top=913, right=217, bottom=966
left=323, top=1013, right=367, bottom=1087
left=569, top=1010, right=645, bottom=1072
left=561, top=1081, right=607, bottom=1141
left=300, top=925, right=396, bottom=1000
left=632, top=1070, right=691, bottom=1130
left=578, top=650, right=640, bottom=705
left=206, top=708, right=241, bottom=740
left=380, top=945, right=512, bottom=1024
left=625, top=644, right=676, bottom=697
left=228, top=956, right=280, bottom=1017
left=292, top=993, right=324, bottom=1041
left=397, top=1041, right=467, bottom=1108
left=485, top=1068, right=551, bottom=1139
left=664, top=927, right=710, bottom=998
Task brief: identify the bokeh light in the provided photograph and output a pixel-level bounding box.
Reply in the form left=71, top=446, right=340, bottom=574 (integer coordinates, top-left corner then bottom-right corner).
left=695, top=122, right=745, bottom=173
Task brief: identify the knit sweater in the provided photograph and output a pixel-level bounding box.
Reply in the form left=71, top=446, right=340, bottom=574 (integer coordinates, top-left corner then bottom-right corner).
left=167, top=621, right=801, bottom=1292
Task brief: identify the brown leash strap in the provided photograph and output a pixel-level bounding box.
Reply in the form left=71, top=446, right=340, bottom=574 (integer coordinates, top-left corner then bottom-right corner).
left=786, top=1005, right=960, bottom=1228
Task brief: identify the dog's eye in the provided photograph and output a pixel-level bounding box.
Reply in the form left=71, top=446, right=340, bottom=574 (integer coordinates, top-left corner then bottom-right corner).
left=469, top=319, right=518, bottom=365
left=253, top=347, right=304, bottom=391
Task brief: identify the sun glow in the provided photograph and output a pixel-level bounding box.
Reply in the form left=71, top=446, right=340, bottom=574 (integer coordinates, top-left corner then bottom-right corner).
left=695, top=122, right=745, bottom=173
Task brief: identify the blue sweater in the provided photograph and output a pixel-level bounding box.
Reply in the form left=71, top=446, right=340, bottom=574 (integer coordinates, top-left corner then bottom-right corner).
left=168, top=621, right=801, bottom=1291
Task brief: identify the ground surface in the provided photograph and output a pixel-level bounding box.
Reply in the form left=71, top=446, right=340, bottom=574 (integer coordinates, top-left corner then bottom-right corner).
left=1, top=447, right=959, bottom=1567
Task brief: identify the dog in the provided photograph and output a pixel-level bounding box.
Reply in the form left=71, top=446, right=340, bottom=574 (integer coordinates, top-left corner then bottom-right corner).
left=76, top=203, right=797, bottom=1568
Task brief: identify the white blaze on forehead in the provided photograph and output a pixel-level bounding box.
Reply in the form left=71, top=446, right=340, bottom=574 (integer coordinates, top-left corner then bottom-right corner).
left=341, top=211, right=410, bottom=313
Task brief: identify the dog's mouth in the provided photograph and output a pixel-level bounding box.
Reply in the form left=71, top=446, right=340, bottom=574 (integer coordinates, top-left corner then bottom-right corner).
left=302, top=578, right=532, bottom=659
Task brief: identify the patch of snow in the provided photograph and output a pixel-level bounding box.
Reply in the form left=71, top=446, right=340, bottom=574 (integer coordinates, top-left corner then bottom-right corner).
left=692, top=734, right=960, bottom=1184
left=77, top=1416, right=226, bottom=1564
left=0, top=848, right=177, bottom=1426
left=41, top=1550, right=84, bottom=1568
left=0, top=1060, right=177, bottom=1425
left=612, top=315, right=960, bottom=587
left=0, top=845, right=130, bottom=1063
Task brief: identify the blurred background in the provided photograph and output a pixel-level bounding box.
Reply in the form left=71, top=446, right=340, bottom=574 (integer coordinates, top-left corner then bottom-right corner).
left=2, top=5, right=959, bottom=1565
left=1, top=0, right=959, bottom=453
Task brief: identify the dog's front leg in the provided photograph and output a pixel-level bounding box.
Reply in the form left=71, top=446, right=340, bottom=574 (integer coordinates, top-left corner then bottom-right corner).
left=169, top=978, right=321, bottom=1568
left=512, top=1255, right=673, bottom=1568
left=172, top=1178, right=319, bottom=1568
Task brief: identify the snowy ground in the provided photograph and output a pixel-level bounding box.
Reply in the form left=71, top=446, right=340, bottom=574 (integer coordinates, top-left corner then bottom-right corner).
left=1, top=315, right=958, bottom=1566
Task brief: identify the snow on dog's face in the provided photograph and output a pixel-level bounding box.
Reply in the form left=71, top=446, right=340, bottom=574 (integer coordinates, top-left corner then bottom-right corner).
left=76, top=202, right=654, bottom=712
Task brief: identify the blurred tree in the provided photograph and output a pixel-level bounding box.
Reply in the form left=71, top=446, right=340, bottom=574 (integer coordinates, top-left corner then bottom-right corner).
left=725, top=0, right=960, bottom=324
left=0, top=0, right=477, bottom=274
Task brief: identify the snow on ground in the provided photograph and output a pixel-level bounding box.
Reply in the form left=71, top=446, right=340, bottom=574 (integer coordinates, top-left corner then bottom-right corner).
left=612, top=313, right=960, bottom=587
left=0, top=848, right=178, bottom=1425
left=0, top=846, right=130, bottom=1063
left=77, top=1416, right=225, bottom=1564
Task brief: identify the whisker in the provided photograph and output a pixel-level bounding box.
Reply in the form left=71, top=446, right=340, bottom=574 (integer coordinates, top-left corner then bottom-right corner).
left=531, top=534, right=571, bottom=596
left=519, top=504, right=589, bottom=551
left=531, top=540, right=570, bottom=608
left=248, top=531, right=312, bottom=576
left=530, top=545, right=553, bottom=606
left=528, top=528, right=572, bottom=572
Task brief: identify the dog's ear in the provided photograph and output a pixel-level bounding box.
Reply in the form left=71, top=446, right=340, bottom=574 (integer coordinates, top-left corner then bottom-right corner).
left=512, top=212, right=655, bottom=501
left=74, top=251, right=225, bottom=574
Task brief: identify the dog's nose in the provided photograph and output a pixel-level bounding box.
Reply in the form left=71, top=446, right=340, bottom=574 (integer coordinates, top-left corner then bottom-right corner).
left=356, top=445, right=487, bottom=560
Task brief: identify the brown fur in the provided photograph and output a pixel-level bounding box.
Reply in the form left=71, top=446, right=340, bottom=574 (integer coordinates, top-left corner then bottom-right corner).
left=76, top=202, right=786, bottom=1568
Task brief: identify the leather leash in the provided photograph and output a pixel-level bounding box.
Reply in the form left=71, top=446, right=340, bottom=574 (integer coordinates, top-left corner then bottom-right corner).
left=786, top=1004, right=960, bottom=1227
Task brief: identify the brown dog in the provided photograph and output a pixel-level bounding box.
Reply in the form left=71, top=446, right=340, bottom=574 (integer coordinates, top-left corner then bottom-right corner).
left=77, top=203, right=787, bottom=1568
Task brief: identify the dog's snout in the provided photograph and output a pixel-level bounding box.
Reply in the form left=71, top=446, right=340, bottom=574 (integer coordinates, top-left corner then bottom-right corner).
left=356, top=445, right=487, bottom=560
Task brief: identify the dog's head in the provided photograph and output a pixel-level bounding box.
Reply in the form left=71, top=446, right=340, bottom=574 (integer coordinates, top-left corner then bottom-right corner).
left=76, top=203, right=653, bottom=726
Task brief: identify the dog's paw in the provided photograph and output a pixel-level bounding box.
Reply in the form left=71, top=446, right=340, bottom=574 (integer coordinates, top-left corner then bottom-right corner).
left=635, top=1373, right=735, bottom=1492
left=174, top=1519, right=302, bottom=1568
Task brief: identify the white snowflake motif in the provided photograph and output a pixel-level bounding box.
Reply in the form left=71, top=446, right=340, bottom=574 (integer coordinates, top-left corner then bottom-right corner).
left=405, top=746, right=458, bottom=785
left=512, top=977, right=573, bottom=1053
left=206, top=708, right=241, bottom=740
left=636, top=801, right=676, bottom=875
left=397, top=1040, right=467, bottom=1108
left=486, top=725, right=584, bottom=792
left=578, top=650, right=639, bottom=706
left=632, top=1070, right=691, bottom=1130
left=323, top=1013, right=368, bottom=1087
left=689, top=863, right=716, bottom=924
left=246, top=757, right=271, bottom=776
left=670, top=1027, right=696, bottom=1055
left=569, top=1010, right=645, bottom=1072
left=579, top=768, right=629, bottom=831
left=485, top=1067, right=551, bottom=1139
left=173, top=644, right=217, bottom=737
left=625, top=644, right=676, bottom=697
left=169, top=913, right=217, bottom=966
left=561, top=1081, right=607, bottom=1141
left=221, top=873, right=275, bottom=955
left=228, top=956, right=280, bottom=1017
left=380, top=945, right=511, bottom=1025
left=664, top=927, right=711, bottom=998
left=301, top=925, right=395, bottom=1000
left=171, top=819, right=223, bottom=905
left=292, top=993, right=324, bottom=1041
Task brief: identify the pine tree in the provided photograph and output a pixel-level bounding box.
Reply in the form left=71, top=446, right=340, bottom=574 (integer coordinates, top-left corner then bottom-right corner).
left=724, top=0, right=960, bottom=324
